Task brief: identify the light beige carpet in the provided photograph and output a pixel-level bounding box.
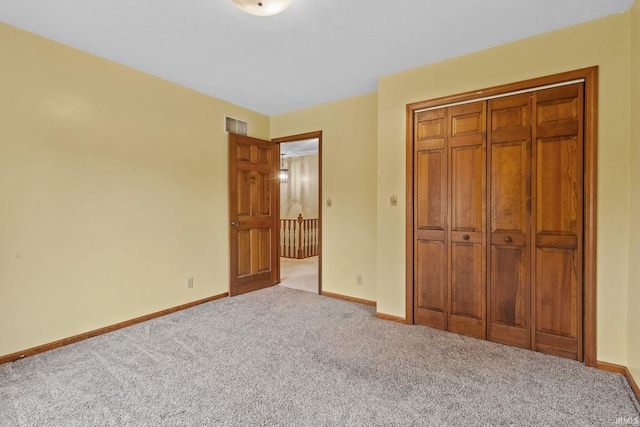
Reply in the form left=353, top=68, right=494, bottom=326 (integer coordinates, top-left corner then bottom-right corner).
left=2, top=286, right=638, bottom=425
left=278, top=256, right=318, bottom=293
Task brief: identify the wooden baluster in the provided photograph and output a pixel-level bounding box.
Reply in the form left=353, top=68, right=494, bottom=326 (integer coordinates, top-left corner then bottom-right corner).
left=308, top=219, right=312, bottom=257
left=302, top=219, right=306, bottom=258
left=312, top=219, right=316, bottom=256
left=311, top=219, right=315, bottom=256
left=296, top=214, right=302, bottom=259
left=286, top=220, right=291, bottom=258
left=289, top=220, right=294, bottom=258
left=304, top=219, right=308, bottom=258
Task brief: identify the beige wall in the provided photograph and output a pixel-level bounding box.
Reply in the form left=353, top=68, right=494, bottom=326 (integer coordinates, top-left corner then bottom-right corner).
left=376, top=13, right=632, bottom=365
left=628, top=0, right=640, bottom=382
left=271, top=93, right=378, bottom=302
left=0, top=23, right=269, bottom=356
left=2, top=8, right=638, bottom=383
left=280, top=154, right=319, bottom=219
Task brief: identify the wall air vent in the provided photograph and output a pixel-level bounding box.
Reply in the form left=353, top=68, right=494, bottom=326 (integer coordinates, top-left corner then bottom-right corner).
left=225, top=116, right=248, bottom=136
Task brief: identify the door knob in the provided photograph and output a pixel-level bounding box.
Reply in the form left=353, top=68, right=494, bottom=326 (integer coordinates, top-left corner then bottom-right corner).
left=504, top=236, right=512, bottom=243
left=462, top=234, right=470, bottom=241
left=230, top=221, right=239, bottom=227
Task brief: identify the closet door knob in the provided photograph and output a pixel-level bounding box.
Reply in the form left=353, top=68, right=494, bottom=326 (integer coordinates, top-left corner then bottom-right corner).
left=462, top=234, right=470, bottom=241
left=504, top=236, right=512, bottom=243
left=230, top=221, right=240, bottom=227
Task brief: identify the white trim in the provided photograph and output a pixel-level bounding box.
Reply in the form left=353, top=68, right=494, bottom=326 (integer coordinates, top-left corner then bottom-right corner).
left=413, top=79, right=585, bottom=113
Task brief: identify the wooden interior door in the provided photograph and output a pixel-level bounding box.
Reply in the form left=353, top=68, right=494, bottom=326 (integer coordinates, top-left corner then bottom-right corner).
left=448, top=102, right=487, bottom=339
left=414, top=107, right=448, bottom=330
left=531, top=84, right=584, bottom=360
left=228, top=133, right=278, bottom=297
left=487, top=93, right=532, bottom=349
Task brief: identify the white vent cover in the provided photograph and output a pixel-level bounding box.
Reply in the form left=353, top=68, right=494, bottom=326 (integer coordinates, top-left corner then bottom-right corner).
left=225, top=116, right=248, bottom=135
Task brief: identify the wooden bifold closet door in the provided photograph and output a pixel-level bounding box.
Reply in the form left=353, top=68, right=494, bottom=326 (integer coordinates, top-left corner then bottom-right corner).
left=413, top=82, right=584, bottom=361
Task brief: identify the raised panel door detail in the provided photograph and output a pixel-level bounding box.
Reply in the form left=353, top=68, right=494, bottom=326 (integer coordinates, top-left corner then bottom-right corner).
left=416, top=150, right=446, bottom=231
left=536, top=85, right=580, bottom=138
left=451, top=112, right=483, bottom=136
left=535, top=248, right=577, bottom=338
left=257, top=147, right=271, bottom=165
left=416, top=240, right=446, bottom=313
left=237, top=144, right=251, bottom=162
left=491, top=106, right=528, bottom=134
left=416, top=109, right=446, bottom=142
left=255, top=171, right=272, bottom=216
left=490, top=95, right=531, bottom=143
left=537, top=137, right=579, bottom=236
left=257, top=229, right=271, bottom=273
left=451, top=145, right=484, bottom=232
left=490, top=141, right=529, bottom=234
left=237, top=170, right=251, bottom=217
left=417, top=118, right=445, bottom=141
left=451, top=243, right=483, bottom=320
left=490, top=245, right=528, bottom=329
left=236, top=230, right=251, bottom=278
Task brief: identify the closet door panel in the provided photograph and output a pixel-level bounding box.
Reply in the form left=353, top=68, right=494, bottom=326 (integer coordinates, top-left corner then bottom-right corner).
left=415, top=240, right=447, bottom=328
left=532, top=85, right=583, bottom=360
left=489, top=245, right=529, bottom=348
left=450, top=243, right=485, bottom=337
left=449, top=102, right=486, bottom=339
left=487, top=94, right=531, bottom=349
left=416, top=150, right=446, bottom=231
left=537, top=137, right=580, bottom=236
left=490, top=142, right=529, bottom=233
left=414, top=108, right=448, bottom=330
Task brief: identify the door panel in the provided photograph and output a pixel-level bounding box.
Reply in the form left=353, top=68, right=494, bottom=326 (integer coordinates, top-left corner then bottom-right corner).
left=450, top=244, right=483, bottom=319
left=490, top=141, right=529, bottom=234
left=532, top=84, right=583, bottom=360
left=416, top=150, right=446, bottom=231
left=489, top=245, right=529, bottom=348
left=414, top=108, right=448, bottom=330
left=229, top=134, right=278, bottom=296
left=535, top=248, right=577, bottom=337
left=415, top=240, right=447, bottom=328
left=536, top=137, right=580, bottom=236
left=448, top=102, right=486, bottom=339
left=487, top=94, right=531, bottom=349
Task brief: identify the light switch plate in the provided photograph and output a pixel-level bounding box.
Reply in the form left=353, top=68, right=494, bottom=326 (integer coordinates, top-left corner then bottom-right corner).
left=390, top=194, right=398, bottom=207
left=327, top=197, right=332, bottom=207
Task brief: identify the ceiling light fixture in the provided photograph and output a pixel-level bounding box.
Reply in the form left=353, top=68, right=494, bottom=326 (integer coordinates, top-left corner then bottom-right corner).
left=231, top=0, right=291, bottom=17
left=279, top=154, right=289, bottom=184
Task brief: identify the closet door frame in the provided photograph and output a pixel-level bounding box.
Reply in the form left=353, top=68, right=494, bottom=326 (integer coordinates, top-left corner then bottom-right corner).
left=405, top=67, right=598, bottom=367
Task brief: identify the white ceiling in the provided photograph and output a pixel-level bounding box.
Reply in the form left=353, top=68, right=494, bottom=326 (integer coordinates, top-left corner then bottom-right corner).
left=0, top=0, right=633, bottom=115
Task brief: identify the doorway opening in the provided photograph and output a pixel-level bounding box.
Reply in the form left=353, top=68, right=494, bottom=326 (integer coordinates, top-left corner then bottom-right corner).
left=273, top=132, right=322, bottom=294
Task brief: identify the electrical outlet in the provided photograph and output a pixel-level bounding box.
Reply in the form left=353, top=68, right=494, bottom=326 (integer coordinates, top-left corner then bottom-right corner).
left=187, top=277, right=194, bottom=289
left=356, top=274, right=363, bottom=286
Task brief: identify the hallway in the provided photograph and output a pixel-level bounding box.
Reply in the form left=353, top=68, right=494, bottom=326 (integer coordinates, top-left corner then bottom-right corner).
left=278, top=256, right=318, bottom=294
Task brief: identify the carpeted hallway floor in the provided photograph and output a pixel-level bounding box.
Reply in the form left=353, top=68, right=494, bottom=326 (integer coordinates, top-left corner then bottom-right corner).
left=1, top=286, right=638, bottom=426
left=278, top=256, right=318, bottom=294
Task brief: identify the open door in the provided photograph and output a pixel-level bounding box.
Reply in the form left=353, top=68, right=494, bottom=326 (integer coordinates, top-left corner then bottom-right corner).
left=229, top=133, right=279, bottom=296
